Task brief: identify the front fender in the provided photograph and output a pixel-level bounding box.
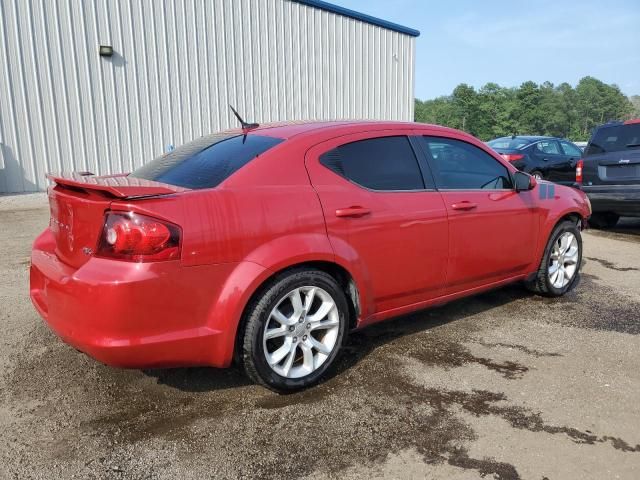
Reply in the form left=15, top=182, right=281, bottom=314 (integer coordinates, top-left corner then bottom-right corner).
left=531, top=184, right=589, bottom=271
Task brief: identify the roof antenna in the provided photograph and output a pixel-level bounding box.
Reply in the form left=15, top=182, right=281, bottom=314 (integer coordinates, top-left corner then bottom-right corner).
left=229, top=105, right=259, bottom=130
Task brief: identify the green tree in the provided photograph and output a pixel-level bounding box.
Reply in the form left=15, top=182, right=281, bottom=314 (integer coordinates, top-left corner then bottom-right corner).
left=415, top=77, right=636, bottom=142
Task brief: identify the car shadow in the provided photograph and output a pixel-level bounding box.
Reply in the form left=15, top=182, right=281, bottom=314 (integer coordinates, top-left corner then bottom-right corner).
left=145, top=283, right=535, bottom=393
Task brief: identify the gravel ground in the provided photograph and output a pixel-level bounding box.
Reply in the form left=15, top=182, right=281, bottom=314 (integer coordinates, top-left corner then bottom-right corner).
left=1, top=194, right=639, bottom=479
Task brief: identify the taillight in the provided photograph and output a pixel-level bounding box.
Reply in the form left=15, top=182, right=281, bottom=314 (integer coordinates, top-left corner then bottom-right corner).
left=576, top=159, right=584, bottom=185
left=501, top=153, right=525, bottom=162
left=97, top=212, right=181, bottom=262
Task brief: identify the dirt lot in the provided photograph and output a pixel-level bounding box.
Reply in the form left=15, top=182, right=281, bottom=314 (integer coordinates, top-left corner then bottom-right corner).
left=1, top=194, right=639, bottom=480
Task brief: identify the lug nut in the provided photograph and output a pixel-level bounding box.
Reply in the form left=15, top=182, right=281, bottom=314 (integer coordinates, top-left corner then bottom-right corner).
left=306, top=323, right=311, bottom=329
left=302, top=335, right=307, bottom=341
left=289, top=326, right=295, bottom=332
left=293, top=337, right=298, bottom=342
left=298, top=317, right=304, bottom=323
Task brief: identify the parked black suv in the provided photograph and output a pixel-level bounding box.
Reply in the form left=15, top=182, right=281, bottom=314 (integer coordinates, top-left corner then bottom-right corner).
left=581, top=120, right=640, bottom=228
left=487, top=136, right=583, bottom=185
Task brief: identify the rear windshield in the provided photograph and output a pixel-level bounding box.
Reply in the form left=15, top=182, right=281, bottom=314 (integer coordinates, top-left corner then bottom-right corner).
left=585, top=123, right=640, bottom=156
left=130, top=133, right=284, bottom=189
left=487, top=137, right=531, bottom=150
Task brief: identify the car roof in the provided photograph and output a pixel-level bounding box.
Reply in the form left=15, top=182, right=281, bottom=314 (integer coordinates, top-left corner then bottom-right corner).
left=493, top=135, right=554, bottom=142
left=221, top=120, right=464, bottom=140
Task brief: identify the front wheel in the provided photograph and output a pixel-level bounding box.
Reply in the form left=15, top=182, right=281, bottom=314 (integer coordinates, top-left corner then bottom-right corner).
left=526, top=220, right=582, bottom=296
left=241, top=269, right=349, bottom=392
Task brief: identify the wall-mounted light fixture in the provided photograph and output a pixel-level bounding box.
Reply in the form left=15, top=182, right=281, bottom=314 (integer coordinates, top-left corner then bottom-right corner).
left=99, top=45, right=114, bottom=57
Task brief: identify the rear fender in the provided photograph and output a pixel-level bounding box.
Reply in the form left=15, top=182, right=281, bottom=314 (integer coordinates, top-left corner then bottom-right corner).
left=244, top=233, right=372, bottom=321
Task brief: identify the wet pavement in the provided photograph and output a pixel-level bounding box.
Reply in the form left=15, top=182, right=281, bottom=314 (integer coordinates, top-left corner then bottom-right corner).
left=1, top=194, right=639, bottom=479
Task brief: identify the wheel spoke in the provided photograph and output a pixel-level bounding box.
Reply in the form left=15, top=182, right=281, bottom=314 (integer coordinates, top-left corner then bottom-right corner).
left=308, top=300, right=335, bottom=323
left=281, top=344, right=297, bottom=377
left=271, top=307, right=293, bottom=326
left=557, top=267, right=565, bottom=287
left=300, top=342, right=315, bottom=372
left=310, top=317, right=339, bottom=332
left=306, top=336, right=331, bottom=355
left=289, top=289, right=304, bottom=316
left=548, top=261, right=560, bottom=274
left=264, top=326, right=288, bottom=340
left=564, top=254, right=578, bottom=266
left=304, top=287, right=317, bottom=311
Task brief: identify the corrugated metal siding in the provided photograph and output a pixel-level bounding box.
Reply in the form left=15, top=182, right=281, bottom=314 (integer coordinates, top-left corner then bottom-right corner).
left=0, top=0, right=416, bottom=193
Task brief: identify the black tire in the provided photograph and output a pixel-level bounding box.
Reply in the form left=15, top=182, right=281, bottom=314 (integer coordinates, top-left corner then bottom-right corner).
left=526, top=220, right=582, bottom=297
left=530, top=170, right=543, bottom=180
left=241, top=268, right=349, bottom=392
left=589, top=212, right=619, bottom=229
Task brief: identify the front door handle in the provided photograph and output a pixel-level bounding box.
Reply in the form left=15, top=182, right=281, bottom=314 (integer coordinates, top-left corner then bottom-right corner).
left=335, top=206, right=371, bottom=218
left=451, top=201, right=478, bottom=211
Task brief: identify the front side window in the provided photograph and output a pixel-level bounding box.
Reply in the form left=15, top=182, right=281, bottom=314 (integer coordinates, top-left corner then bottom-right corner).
left=320, top=136, right=426, bottom=191
left=130, top=133, right=284, bottom=189
left=535, top=140, right=561, bottom=155
left=420, top=136, right=513, bottom=190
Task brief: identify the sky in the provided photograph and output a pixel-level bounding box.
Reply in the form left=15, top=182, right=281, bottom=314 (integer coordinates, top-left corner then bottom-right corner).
left=333, top=0, right=640, bottom=100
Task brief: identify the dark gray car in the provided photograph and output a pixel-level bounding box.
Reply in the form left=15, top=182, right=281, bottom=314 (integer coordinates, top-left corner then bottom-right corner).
left=582, top=120, right=640, bottom=228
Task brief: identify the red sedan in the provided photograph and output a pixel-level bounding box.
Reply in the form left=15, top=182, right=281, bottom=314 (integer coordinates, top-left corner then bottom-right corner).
left=30, top=121, right=591, bottom=391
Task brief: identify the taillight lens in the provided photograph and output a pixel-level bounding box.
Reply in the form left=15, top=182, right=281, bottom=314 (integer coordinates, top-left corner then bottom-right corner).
left=576, top=159, right=584, bottom=185
left=97, top=212, right=181, bottom=262
left=501, top=153, right=525, bottom=162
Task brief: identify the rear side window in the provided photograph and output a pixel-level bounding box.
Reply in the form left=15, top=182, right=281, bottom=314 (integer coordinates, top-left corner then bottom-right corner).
left=320, top=136, right=426, bottom=190
left=560, top=141, right=582, bottom=157
left=585, top=123, right=640, bottom=156
left=130, top=134, right=284, bottom=189
left=487, top=137, right=531, bottom=149
left=420, top=136, right=513, bottom=190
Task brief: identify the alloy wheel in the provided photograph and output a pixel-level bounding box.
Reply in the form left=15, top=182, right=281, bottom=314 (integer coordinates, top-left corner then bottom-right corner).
left=548, top=232, right=579, bottom=288
left=262, top=286, right=340, bottom=379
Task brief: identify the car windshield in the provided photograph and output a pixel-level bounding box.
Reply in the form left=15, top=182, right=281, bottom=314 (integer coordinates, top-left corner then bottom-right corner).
left=585, top=123, right=640, bottom=156
left=487, top=137, right=531, bottom=150
left=130, top=133, right=284, bottom=189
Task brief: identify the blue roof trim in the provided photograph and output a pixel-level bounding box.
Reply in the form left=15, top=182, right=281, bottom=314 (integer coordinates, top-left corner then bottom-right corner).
left=292, top=0, right=420, bottom=37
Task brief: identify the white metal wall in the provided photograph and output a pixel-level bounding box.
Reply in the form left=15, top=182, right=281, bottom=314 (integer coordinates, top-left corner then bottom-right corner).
left=0, top=0, right=416, bottom=193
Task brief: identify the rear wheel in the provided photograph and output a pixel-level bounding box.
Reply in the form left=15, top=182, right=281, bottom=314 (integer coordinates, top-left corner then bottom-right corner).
left=589, top=212, right=619, bottom=229
left=526, top=220, right=582, bottom=297
left=241, top=269, right=348, bottom=392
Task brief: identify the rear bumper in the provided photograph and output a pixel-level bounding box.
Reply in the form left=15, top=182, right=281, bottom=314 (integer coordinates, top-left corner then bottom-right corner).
left=582, top=185, right=640, bottom=216
left=30, top=229, right=257, bottom=369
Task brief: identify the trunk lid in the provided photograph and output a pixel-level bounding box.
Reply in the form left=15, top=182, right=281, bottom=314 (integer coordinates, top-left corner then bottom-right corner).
left=47, top=173, right=188, bottom=268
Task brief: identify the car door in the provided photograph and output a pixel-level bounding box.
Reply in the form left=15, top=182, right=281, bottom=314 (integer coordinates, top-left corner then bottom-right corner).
left=532, top=140, right=566, bottom=182
left=305, top=131, right=449, bottom=316
left=416, top=135, right=537, bottom=295
left=558, top=140, right=583, bottom=184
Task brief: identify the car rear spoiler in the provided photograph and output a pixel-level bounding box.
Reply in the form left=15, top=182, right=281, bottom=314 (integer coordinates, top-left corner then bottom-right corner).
left=46, top=172, right=189, bottom=199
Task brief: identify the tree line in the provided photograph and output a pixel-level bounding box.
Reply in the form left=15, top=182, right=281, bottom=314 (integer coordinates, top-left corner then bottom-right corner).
left=414, top=77, right=639, bottom=142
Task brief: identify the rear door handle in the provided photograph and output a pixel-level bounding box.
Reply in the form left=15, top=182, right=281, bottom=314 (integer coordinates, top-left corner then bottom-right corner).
left=335, top=206, right=371, bottom=218
left=451, top=201, right=478, bottom=211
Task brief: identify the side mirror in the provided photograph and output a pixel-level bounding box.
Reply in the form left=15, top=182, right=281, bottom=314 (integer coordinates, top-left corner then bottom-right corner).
left=514, top=171, right=536, bottom=192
